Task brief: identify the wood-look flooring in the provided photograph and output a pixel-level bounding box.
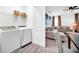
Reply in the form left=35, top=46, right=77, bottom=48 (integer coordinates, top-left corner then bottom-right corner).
left=17, top=39, right=78, bottom=53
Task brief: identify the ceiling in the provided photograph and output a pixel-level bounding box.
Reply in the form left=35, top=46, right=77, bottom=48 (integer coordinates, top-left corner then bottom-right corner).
left=45, top=6, right=79, bottom=16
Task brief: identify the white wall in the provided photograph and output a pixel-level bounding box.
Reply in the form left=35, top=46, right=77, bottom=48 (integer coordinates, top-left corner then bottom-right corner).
left=54, top=13, right=74, bottom=27
left=32, top=6, right=45, bottom=47
left=0, top=6, right=34, bottom=27
left=0, top=12, right=27, bottom=27
left=61, top=13, right=74, bottom=27
left=25, top=7, right=34, bottom=27
left=0, top=12, right=17, bottom=26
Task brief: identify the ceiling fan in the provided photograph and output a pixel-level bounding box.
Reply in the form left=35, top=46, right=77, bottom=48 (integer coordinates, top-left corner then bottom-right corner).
left=63, top=6, right=79, bottom=12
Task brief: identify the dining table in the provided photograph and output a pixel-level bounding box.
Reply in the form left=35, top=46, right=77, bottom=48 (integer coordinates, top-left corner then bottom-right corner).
left=65, top=32, right=79, bottom=51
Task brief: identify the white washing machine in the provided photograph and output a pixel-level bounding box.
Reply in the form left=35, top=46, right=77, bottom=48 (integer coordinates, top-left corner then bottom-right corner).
left=0, top=26, right=20, bottom=53
left=18, top=27, right=32, bottom=47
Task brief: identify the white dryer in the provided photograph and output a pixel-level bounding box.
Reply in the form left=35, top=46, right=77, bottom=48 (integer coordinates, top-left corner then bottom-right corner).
left=18, top=27, right=32, bottom=47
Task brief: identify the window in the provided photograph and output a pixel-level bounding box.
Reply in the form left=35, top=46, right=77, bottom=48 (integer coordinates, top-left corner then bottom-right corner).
left=45, top=13, right=51, bottom=27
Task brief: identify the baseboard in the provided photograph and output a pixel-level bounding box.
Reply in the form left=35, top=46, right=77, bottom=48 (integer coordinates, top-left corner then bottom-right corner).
left=21, top=42, right=32, bottom=48
left=11, top=42, right=32, bottom=53
left=46, top=37, right=55, bottom=40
